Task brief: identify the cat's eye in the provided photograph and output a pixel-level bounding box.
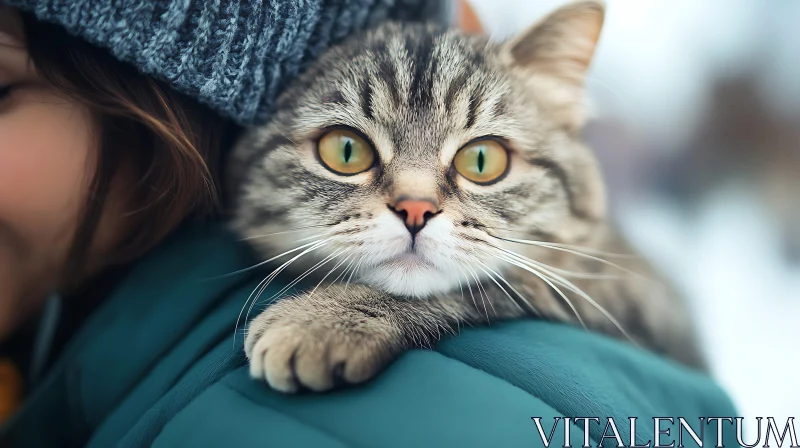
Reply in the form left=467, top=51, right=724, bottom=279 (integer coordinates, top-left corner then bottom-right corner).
left=317, top=128, right=375, bottom=175
left=453, top=140, right=509, bottom=184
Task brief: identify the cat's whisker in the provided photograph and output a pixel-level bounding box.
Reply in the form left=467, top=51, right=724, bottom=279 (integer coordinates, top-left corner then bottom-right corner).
left=464, top=262, right=493, bottom=320
left=275, top=128, right=298, bottom=145
left=451, top=273, right=465, bottom=334
left=331, top=255, right=356, bottom=286
left=497, top=235, right=637, bottom=259
left=294, top=249, right=352, bottom=300
left=536, top=265, right=637, bottom=345
left=246, top=241, right=330, bottom=300
left=494, top=252, right=589, bottom=331
left=238, top=225, right=331, bottom=241
left=240, top=243, right=327, bottom=341
left=475, top=224, right=532, bottom=234
left=456, top=265, right=465, bottom=302
left=344, top=255, right=366, bottom=291
left=485, top=249, right=585, bottom=329
left=333, top=247, right=368, bottom=291
left=262, top=248, right=347, bottom=305
left=536, top=266, right=620, bottom=280
left=455, top=262, right=481, bottom=317
left=214, top=238, right=328, bottom=280
left=472, top=261, right=526, bottom=316
left=237, top=239, right=329, bottom=343
left=491, top=235, right=646, bottom=280
left=233, top=238, right=329, bottom=342
left=494, top=248, right=634, bottom=343
left=488, top=245, right=622, bottom=280
left=533, top=241, right=637, bottom=260
left=471, top=257, right=541, bottom=317
left=480, top=229, right=636, bottom=259
left=294, top=234, right=329, bottom=243
left=242, top=246, right=337, bottom=340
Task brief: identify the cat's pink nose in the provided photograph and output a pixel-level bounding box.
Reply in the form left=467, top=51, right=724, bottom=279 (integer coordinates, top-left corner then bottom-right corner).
left=390, top=199, right=440, bottom=236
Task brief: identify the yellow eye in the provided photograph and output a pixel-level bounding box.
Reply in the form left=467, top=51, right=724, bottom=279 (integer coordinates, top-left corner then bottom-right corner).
left=453, top=140, right=509, bottom=184
left=317, top=128, right=375, bottom=175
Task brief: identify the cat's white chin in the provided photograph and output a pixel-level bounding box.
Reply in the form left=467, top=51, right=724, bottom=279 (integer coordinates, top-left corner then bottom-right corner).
left=361, top=254, right=462, bottom=298
left=354, top=212, right=484, bottom=297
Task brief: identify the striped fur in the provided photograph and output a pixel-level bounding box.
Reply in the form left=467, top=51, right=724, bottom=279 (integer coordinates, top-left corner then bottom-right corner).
left=230, top=2, right=704, bottom=393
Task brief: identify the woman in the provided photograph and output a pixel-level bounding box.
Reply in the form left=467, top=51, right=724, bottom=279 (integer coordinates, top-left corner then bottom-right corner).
left=0, top=1, right=736, bottom=447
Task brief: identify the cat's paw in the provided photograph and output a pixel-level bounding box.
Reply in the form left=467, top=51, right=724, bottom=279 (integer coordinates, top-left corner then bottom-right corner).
left=244, top=297, right=404, bottom=393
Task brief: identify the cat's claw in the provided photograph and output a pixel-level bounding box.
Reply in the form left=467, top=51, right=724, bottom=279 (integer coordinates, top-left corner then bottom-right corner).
left=245, top=299, right=402, bottom=393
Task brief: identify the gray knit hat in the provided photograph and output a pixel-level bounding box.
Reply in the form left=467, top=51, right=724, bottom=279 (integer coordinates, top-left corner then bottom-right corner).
left=5, top=0, right=447, bottom=125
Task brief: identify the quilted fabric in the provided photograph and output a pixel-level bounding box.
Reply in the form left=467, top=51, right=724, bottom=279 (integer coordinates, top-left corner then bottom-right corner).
left=1, top=225, right=737, bottom=447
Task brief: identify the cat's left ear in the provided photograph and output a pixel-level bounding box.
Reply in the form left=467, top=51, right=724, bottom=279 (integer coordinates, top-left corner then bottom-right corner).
left=502, top=1, right=605, bottom=127
left=505, top=1, right=604, bottom=84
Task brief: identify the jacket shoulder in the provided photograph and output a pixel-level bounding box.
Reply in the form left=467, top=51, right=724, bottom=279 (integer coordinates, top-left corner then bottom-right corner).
left=153, top=350, right=577, bottom=448
left=152, top=321, right=737, bottom=448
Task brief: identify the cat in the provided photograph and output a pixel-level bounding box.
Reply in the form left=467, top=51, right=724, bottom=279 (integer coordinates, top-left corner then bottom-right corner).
left=229, top=0, right=705, bottom=393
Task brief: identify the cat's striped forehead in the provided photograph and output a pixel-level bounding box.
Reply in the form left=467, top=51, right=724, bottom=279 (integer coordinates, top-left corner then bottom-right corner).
left=346, top=23, right=506, bottom=116
left=287, top=23, right=518, bottom=166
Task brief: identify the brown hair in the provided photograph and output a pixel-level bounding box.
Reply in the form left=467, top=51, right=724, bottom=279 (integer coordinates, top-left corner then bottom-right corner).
left=20, top=14, right=237, bottom=287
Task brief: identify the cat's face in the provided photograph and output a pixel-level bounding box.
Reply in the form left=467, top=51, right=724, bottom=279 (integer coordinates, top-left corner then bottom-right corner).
left=232, top=4, right=607, bottom=298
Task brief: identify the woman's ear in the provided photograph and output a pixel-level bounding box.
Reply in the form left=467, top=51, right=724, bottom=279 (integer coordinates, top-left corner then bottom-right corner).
left=501, top=1, right=605, bottom=130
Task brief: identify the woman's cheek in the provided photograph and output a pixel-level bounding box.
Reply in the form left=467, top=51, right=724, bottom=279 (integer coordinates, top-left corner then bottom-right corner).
left=0, top=86, right=96, bottom=335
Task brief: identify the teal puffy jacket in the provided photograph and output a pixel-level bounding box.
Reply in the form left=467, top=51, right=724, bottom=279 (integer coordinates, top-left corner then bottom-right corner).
left=2, top=225, right=737, bottom=447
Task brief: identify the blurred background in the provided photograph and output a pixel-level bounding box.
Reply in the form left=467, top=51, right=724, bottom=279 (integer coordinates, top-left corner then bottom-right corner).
left=468, top=0, right=799, bottom=423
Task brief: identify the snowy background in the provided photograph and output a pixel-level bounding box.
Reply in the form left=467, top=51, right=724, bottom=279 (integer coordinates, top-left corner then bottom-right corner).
left=469, top=0, right=800, bottom=422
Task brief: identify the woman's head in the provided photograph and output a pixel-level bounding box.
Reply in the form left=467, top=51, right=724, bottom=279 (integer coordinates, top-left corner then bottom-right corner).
left=0, top=6, right=233, bottom=340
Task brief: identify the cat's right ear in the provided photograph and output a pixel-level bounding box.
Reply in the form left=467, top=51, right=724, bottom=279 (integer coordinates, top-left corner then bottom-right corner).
left=502, top=1, right=605, bottom=127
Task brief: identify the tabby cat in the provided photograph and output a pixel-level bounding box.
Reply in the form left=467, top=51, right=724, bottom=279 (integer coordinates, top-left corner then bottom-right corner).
left=229, top=1, right=704, bottom=393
